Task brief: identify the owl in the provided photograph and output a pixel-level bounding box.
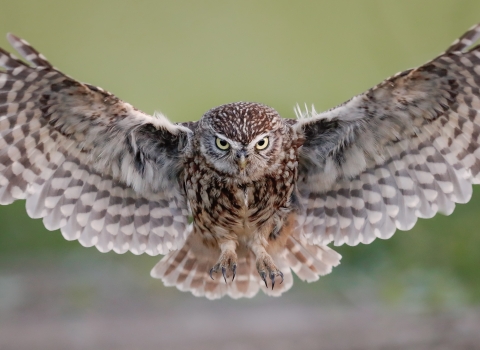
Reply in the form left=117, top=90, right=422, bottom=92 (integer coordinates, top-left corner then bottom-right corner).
left=1, top=23, right=480, bottom=300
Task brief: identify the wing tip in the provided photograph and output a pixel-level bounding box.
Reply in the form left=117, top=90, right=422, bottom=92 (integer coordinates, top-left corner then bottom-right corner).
left=6, top=33, right=26, bottom=51
left=4, top=32, right=52, bottom=68
left=445, top=22, right=480, bottom=54
left=6, top=32, right=18, bottom=44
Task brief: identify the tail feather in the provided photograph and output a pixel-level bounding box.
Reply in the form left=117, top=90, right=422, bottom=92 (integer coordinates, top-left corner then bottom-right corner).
left=225, top=254, right=260, bottom=298
left=284, top=235, right=341, bottom=282
left=151, top=240, right=263, bottom=300
left=151, top=233, right=341, bottom=299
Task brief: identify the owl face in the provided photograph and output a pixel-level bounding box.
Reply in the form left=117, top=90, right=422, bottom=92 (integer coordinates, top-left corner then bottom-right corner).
left=198, top=102, right=285, bottom=181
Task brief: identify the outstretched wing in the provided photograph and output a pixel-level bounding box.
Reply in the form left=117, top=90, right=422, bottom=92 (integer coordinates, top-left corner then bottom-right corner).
left=0, top=34, right=195, bottom=255
left=294, top=23, right=480, bottom=247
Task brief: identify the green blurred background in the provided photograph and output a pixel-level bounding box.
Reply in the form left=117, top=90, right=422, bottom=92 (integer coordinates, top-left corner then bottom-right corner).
left=1, top=1, right=480, bottom=349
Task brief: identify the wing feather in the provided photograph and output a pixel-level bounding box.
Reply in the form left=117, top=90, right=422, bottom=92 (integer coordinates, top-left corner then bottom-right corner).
left=0, top=34, right=195, bottom=255
left=295, top=23, right=480, bottom=247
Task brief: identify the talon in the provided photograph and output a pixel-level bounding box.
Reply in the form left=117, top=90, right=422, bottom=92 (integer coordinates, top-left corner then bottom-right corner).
left=212, top=247, right=238, bottom=284
left=279, top=271, right=284, bottom=284
left=270, top=271, right=276, bottom=290
left=222, top=266, right=227, bottom=284
left=209, top=267, right=215, bottom=280
left=260, top=271, right=268, bottom=288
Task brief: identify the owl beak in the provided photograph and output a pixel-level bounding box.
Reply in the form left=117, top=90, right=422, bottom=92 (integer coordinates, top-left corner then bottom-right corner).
left=237, top=151, right=248, bottom=171
left=238, top=155, right=247, bottom=171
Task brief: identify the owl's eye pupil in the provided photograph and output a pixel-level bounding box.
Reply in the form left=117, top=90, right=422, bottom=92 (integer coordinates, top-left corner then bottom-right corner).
left=215, top=137, right=230, bottom=150
left=255, top=137, right=269, bottom=150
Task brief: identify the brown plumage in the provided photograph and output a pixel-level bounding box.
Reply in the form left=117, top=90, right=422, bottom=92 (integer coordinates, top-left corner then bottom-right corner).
left=2, top=24, right=480, bottom=299
left=182, top=103, right=304, bottom=290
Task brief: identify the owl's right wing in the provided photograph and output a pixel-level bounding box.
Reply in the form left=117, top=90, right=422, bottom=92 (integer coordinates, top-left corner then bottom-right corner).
left=293, top=24, right=480, bottom=247
left=0, top=34, right=196, bottom=256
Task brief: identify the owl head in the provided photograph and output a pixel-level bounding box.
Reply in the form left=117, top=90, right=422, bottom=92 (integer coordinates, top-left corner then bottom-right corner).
left=197, top=102, right=288, bottom=182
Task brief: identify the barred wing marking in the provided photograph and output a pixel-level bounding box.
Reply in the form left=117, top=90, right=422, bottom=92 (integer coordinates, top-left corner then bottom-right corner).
left=0, top=34, right=194, bottom=255
left=295, top=24, right=480, bottom=247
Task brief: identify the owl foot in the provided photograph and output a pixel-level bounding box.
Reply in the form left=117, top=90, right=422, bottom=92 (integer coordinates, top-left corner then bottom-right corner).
left=209, top=249, right=238, bottom=283
left=256, top=254, right=284, bottom=290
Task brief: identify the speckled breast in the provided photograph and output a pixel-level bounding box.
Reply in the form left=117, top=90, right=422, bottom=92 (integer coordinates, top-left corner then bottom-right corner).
left=184, top=151, right=298, bottom=243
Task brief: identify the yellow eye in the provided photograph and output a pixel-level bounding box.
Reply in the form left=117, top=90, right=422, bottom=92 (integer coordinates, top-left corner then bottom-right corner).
left=256, top=137, right=269, bottom=150
left=215, top=137, right=230, bottom=150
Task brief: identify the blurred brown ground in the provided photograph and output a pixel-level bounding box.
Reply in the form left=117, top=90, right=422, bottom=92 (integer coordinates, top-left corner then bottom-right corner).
left=1, top=254, right=480, bottom=350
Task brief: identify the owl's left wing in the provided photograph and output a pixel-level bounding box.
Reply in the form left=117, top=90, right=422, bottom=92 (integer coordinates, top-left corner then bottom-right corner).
left=294, top=24, right=480, bottom=247
left=0, top=34, right=196, bottom=255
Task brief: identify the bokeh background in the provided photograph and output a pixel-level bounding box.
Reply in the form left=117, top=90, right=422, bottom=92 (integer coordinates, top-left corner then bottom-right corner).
left=1, top=1, right=480, bottom=349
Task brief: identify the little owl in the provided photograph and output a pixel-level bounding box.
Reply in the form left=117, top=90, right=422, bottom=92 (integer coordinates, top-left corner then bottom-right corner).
left=1, top=24, right=480, bottom=299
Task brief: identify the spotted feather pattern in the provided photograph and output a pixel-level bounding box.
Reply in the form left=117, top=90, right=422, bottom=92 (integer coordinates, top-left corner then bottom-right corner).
left=0, top=34, right=192, bottom=255
left=295, top=24, right=480, bottom=246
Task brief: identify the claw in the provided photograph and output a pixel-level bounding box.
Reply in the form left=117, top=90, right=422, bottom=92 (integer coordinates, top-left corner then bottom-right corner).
left=222, top=266, right=227, bottom=284
left=279, top=271, right=284, bottom=284
left=270, top=272, right=276, bottom=290
left=209, top=267, right=215, bottom=280
left=260, top=271, right=268, bottom=288
left=232, top=264, right=237, bottom=282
